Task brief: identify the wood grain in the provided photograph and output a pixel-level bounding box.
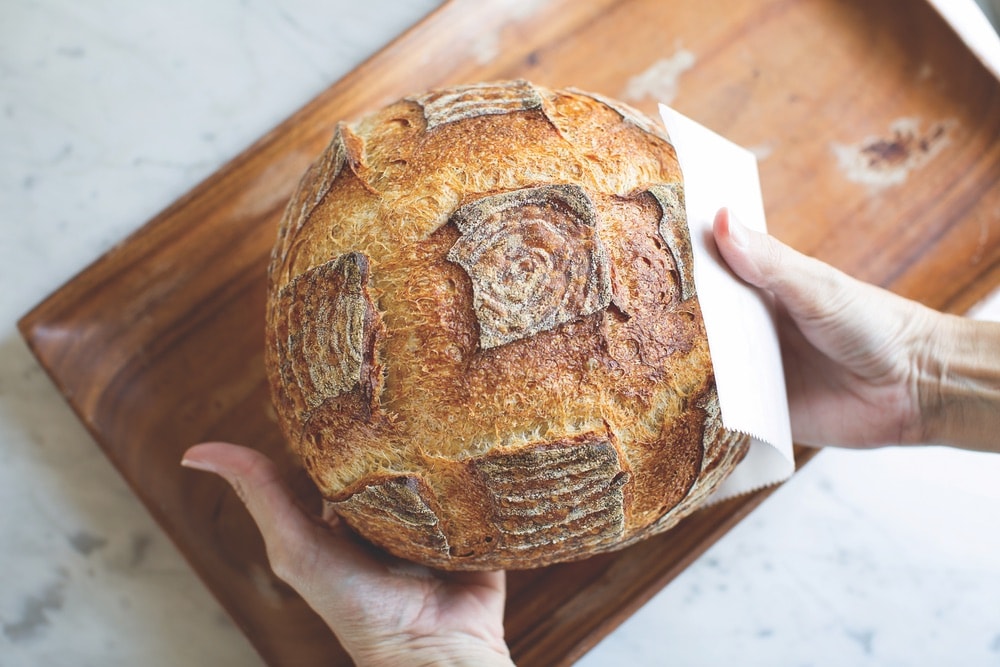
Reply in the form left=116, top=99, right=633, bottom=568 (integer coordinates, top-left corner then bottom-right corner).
left=18, top=0, right=1000, bottom=665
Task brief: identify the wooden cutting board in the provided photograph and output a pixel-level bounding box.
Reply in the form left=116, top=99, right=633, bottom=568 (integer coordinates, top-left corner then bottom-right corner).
left=18, top=0, right=1000, bottom=665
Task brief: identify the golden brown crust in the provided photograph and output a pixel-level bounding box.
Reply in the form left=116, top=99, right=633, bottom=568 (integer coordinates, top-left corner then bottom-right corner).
left=264, top=81, right=749, bottom=570
left=271, top=123, right=364, bottom=276
left=564, top=87, right=672, bottom=142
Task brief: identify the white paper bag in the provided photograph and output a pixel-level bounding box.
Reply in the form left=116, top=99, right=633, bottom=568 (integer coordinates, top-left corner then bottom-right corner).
left=659, top=104, right=796, bottom=501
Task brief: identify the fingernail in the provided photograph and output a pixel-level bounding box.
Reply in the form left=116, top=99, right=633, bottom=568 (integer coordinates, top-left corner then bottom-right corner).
left=181, top=457, right=219, bottom=474
left=728, top=213, right=750, bottom=248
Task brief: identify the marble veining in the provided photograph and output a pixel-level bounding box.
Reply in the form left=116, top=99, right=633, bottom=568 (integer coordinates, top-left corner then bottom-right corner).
left=2, top=1, right=999, bottom=666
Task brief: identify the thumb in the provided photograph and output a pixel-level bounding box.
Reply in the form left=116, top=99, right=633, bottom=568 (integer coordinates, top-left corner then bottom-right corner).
left=712, top=207, right=849, bottom=319
left=181, top=442, right=326, bottom=587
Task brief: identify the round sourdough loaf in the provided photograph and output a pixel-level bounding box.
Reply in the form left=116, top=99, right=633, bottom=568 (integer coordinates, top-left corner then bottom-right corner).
left=264, top=80, right=748, bottom=570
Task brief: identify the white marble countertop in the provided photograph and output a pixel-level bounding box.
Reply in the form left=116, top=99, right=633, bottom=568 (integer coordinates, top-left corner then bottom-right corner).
left=2, top=1, right=1000, bottom=665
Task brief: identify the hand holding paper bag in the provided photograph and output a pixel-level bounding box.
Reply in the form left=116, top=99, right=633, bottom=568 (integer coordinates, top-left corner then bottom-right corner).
left=662, top=103, right=1000, bottom=483
left=712, top=208, right=1000, bottom=454
left=712, top=208, right=932, bottom=449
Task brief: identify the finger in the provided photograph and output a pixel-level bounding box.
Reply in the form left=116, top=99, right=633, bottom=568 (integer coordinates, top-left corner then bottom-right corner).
left=712, top=207, right=850, bottom=320
left=181, top=442, right=328, bottom=586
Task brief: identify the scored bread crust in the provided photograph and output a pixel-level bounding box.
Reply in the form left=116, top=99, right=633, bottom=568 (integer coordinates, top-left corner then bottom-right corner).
left=265, top=81, right=749, bottom=570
